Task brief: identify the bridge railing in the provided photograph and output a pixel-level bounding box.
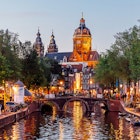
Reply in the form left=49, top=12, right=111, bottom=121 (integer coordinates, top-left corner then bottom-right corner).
left=45, top=94, right=55, bottom=98
left=44, top=93, right=105, bottom=99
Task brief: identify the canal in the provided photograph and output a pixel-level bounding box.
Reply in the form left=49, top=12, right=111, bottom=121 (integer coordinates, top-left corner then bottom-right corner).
left=0, top=101, right=140, bottom=140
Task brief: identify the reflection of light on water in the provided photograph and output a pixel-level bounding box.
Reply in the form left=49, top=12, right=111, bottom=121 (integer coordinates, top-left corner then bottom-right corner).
left=59, top=120, right=64, bottom=140
left=2, top=104, right=140, bottom=139
left=73, top=101, right=83, bottom=131
left=119, top=118, right=123, bottom=139
left=118, top=116, right=139, bottom=140
left=110, top=123, right=115, bottom=136
left=51, top=106, right=57, bottom=121
left=3, top=130, right=9, bottom=140
left=12, top=121, right=24, bottom=139
left=72, top=101, right=93, bottom=139
left=88, top=123, right=93, bottom=140
left=13, top=124, right=19, bottom=139
left=129, top=125, right=134, bottom=140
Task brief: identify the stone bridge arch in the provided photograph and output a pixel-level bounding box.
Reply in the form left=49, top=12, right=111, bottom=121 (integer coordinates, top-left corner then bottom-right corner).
left=62, top=98, right=90, bottom=112
left=40, top=101, right=60, bottom=113
left=93, top=101, right=108, bottom=112
left=39, top=97, right=109, bottom=114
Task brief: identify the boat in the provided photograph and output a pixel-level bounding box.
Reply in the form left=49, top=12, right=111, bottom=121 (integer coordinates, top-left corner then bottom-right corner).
left=118, top=112, right=127, bottom=116
left=130, top=117, right=140, bottom=126
left=133, top=121, right=140, bottom=126
left=125, top=117, right=131, bottom=122
left=91, top=112, right=95, bottom=116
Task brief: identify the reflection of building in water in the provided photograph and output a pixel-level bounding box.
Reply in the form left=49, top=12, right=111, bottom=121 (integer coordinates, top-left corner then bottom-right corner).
left=72, top=101, right=93, bottom=140
left=52, top=106, right=57, bottom=121
left=12, top=120, right=25, bottom=139
left=64, top=101, right=86, bottom=115
left=73, top=101, right=83, bottom=132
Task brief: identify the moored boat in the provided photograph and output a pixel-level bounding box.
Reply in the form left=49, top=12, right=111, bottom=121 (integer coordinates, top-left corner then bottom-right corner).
left=118, top=112, right=127, bottom=116
left=133, top=121, right=140, bottom=126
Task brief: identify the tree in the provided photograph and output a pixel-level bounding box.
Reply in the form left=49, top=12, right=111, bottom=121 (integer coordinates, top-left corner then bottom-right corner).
left=95, top=50, right=119, bottom=91
left=0, top=29, right=22, bottom=82
left=0, top=54, right=12, bottom=84
left=40, top=57, right=62, bottom=94
left=21, top=49, right=43, bottom=89
left=95, top=24, right=140, bottom=96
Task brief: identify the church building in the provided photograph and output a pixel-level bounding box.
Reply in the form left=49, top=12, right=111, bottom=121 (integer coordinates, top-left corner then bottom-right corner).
left=45, top=16, right=99, bottom=67
left=34, top=16, right=99, bottom=94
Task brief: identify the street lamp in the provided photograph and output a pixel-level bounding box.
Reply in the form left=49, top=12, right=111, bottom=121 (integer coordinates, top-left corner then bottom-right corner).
left=58, top=80, right=64, bottom=92
left=120, top=84, right=123, bottom=94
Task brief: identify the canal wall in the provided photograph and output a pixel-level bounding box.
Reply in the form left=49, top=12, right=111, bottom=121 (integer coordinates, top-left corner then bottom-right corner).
left=107, top=100, right=140, bottom=118
left=0, top=100, right=139, bottom=129
left=107, top=100, right=121, bottom=111
left=107, top=99, right=128, bottom=112
left=0, top=101, right=39, bottom=129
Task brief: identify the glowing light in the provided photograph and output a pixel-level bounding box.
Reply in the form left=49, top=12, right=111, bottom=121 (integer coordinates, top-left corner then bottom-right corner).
left=90, top=80, right=93, bottom=84
left=59, top=120, right=64, bottom=140
left=60, top=81, right=63, bottom=85
left=120, top=84, right=123, bottom=88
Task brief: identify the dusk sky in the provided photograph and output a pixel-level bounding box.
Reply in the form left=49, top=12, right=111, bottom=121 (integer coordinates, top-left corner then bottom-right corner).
left=0, top=0, right=140, bottom=53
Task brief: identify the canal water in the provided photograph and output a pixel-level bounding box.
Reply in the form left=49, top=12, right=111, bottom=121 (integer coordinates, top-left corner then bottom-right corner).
left=0, top=101, right=140, bottom=140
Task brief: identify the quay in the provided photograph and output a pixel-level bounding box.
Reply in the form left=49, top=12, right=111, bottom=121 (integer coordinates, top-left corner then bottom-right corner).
left=0, top=101, right=39, bottom=129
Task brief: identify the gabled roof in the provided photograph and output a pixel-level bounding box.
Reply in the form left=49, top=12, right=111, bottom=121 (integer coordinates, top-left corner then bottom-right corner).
left=45, top=52, right=72, bottom=63
left=14, top=80, right=24, bottom=87
left=24, top=88, right=32, bottom=96
left=62, top=63, right=84, bottom=72
left=88, top=51, right=100, bottom=61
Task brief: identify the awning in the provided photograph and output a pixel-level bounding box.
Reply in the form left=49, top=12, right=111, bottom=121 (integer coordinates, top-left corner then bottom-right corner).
left=24, top=88, right=32, bottom=96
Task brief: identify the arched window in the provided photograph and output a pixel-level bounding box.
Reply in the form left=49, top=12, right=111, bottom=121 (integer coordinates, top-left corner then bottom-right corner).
left=83, top=29, right=87, bottom=34
left=63, top=56, right=67, bottom=62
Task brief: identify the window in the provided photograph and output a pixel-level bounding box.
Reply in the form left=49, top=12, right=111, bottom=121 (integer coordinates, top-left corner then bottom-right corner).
left=54, top=56, right=57, bottom=60
left=63, top=56, right=67, bottom=62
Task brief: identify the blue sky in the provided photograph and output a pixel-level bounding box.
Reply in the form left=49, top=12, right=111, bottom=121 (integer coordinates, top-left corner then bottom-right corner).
left=0, top=0, right=140, bottom=53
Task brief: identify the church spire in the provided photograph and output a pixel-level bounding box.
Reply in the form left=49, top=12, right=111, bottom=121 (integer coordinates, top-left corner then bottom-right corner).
left=80, top=12, right=85, bottom=27
left=33, top=28, right=44, bottom=57
left=37, top=27, right=40, bottom=37
left=82, top=12, right=83, bottom=18
left=47, top=31, right=58, bottom=53
left=51, top=30, right=54, bottom=39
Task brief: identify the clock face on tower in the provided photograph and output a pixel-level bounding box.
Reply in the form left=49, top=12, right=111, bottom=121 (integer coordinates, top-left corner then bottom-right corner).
left=76, top=40, right=81, bottom=44
left=75, top=40, right=81, bottom=54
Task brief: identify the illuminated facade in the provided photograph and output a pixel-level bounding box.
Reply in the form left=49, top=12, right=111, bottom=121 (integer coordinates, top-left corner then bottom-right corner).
left=45, top=16, right=100, bottom=93
left=69, top=16, right=99, bottom=68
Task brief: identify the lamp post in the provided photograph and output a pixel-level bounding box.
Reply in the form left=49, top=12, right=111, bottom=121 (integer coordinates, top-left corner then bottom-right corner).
left=2, top=80, right=6, bottom=110
left=59, top=80, right=64, bottom=92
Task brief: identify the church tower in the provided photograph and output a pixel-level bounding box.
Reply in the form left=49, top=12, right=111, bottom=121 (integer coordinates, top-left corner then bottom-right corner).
left=69, top=15, right=92, bottom=62
left=47, top=32, right=58, bottom=53
left=33, top=29, right=44, bottom=57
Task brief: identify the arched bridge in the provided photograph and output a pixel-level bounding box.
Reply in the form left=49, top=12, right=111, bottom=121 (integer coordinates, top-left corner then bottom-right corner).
left=38, top=96, right=119, bottom=113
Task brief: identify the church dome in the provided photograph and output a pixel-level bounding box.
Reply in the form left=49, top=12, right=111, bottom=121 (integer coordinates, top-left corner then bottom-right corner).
left=74, top=17, right=91, bottom=37
left=50, top=33, right=56, bottom=45
left=47, top=32, right=58, bottom=53
left=34, top=29, right=43, bottom=45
